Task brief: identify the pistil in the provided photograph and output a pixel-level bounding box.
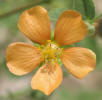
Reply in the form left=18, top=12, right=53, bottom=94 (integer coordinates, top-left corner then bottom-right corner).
left=40, top=40, right=63, bottom=63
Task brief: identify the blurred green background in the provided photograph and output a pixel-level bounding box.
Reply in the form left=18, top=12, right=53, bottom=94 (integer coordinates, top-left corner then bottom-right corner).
left=0, top=0, right=102, bottom=100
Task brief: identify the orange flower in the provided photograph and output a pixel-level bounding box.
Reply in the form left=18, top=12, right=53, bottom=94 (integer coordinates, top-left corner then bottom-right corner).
left=6, top=6, right=96, bottom=95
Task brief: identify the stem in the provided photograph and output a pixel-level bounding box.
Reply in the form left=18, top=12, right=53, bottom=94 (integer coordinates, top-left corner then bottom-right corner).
left=92, top=13, right=102, bottom=22
left=0, top=0, right=44, bottom=19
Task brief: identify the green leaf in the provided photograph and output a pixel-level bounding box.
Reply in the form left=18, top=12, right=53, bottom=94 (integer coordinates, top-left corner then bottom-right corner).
left=67, top=0, right=95, bottom=19
left=49, top=0, right=95, bottom=22
left=67, top=0, right=86, bottom=19
left=82, top=0, right=95, bottom=19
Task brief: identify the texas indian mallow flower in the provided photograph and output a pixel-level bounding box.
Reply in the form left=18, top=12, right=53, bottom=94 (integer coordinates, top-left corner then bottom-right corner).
left=6, top=6, right=96, bottom=95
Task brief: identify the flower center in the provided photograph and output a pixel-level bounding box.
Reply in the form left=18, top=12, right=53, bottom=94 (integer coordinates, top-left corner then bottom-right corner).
left=40, top=40, right=63, bottom=63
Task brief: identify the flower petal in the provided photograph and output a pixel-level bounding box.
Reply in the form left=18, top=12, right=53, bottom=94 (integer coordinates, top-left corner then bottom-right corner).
left=6, top=42, right=43, bottom=75
left=54, top=10, right=88, bottom=46
left=31, top=62, right=63, bottom=95
left=18, top=6, right=51, bottom=44
left=61, top=47, right=96, bottom=79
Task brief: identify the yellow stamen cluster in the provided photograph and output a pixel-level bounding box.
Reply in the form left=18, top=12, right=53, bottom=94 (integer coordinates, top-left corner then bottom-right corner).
left=40, top=40, right=63, bottom=63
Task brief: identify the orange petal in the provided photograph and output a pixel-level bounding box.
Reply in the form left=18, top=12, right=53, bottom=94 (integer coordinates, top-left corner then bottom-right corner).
left=31, top=62, right=63, bottom=95
left=61, top=47, right=96, bottom=79
left=18, top=6, right=51, bottom=44
left=54, top=10, right=88, bottom=46
left=6, top=42, right=43, bottom=75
